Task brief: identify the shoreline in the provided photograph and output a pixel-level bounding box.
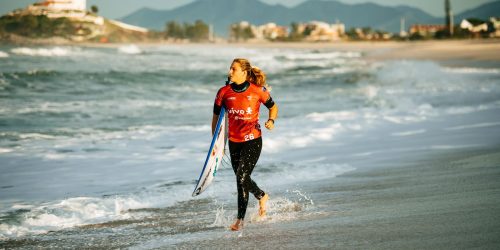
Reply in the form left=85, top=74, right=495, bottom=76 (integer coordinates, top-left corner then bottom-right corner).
left=2, top=39, right=500, bottom=63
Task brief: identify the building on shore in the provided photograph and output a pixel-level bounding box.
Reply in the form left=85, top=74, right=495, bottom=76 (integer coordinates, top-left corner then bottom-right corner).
left=10, top=0, right=88, bottom=19
left=230, top=20, right=345, bottom=42
left=409, top=24, right=447, bottom=37
left=460, top=19, right=488, bottom=33
left=255, top=23, right=288, bottom=40
left=297, top=21, right=345, bottom=41
left=490, top=17, right=500, bottom=37
left=6, top=0, right=148, bottom=36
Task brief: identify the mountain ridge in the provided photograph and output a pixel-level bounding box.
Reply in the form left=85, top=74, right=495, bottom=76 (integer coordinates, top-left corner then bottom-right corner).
left=120, top=0, right=500, bottom=36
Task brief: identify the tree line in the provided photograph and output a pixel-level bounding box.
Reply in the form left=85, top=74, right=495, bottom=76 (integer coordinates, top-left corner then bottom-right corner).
left=0, top=14, right=75, bottom=38
left=164, top=20, right=209, bottom=41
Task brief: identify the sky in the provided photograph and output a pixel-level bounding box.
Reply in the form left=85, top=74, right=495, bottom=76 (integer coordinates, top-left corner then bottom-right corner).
left=0, top=0, right=497, bottom=19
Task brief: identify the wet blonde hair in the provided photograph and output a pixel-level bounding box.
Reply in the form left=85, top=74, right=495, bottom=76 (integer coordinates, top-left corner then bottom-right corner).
left=232, top=58, right=267, bottom=88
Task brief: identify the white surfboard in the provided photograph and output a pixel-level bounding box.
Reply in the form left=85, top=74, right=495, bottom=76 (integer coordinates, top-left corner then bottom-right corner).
left=192, top=107, right=227, bottom=197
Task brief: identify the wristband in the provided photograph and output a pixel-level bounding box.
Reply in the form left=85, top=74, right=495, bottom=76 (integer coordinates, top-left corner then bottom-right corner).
left=268, top=119, right=275, bottom=124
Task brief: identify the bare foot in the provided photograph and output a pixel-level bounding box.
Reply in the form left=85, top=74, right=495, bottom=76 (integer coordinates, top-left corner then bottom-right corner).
left=230, top=219, right=244, bottom=231
left=259, top=193, right=269, bottom=217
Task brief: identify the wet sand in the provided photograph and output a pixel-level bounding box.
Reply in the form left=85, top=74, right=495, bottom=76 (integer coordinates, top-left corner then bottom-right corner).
left=173, top=147, right=500, bottom=249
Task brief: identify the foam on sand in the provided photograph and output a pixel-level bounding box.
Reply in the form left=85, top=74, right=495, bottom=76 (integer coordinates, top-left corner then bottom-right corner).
left=118, top=44, right=143, bottom=55
left=0, top=183, right=194, bottom=239
left=11, top=47, right=71, bottom=57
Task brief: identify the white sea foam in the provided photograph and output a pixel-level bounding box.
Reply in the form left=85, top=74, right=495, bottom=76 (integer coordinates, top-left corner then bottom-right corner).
left=391, top=129, right=426, bottom=137
left=0, top=186, right=192, bottom=238
left=0, top=51, right=9, bottom=58
left=266, top=122, right=344, bottom=151
left=269, top=163, right=354, bottom=182
left=11, top=100, right=180, bottom=115
left=442, top=67, right=500, bottom=74
left=351, top=151, right=374, bottom=157
left=281, top=51, right=361, bottom=60
left=444, top=122, right=500, bottom=131
left=0, top=148, right=13, bottom=154
left=18, top=133, right=58, bottom=140
left=429, top=144, right=483, bottom=150
left=118, top=44, right=142, bottom=54
left=11, top=47, right=71, bottom=57
left=363, top=85, right=379, bottom=99
left=306, top=111, right=358, bottom=122
left=444, top=104, right=493, bottom=115
left=383, top=115, right=426, bottom=124
left=11, top=204, right=35, bottom=210
left=211, top=193, right=316, bottom=228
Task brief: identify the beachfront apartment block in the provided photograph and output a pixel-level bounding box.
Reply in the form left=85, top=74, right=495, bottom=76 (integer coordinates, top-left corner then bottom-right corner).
left=297, top=21, right=346, bottom=41
left=230, top=21, right=345, bottom=42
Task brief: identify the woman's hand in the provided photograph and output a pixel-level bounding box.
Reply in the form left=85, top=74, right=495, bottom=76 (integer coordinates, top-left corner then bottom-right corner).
left=265, top=119, right=274, bottom=130
left=265, top=104, right=278, bottom=130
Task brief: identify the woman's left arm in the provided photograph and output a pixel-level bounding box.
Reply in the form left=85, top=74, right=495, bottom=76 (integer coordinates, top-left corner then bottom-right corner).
left=264, top=104, right=278, bottom=130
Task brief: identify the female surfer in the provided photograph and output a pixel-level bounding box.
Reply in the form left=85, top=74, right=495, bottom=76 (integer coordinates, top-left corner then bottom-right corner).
left=212, top=58, right=278, bottom=231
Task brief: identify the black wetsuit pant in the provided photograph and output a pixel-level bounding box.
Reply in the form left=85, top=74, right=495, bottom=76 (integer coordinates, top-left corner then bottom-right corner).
left=229, top=137, right=265, bottom=220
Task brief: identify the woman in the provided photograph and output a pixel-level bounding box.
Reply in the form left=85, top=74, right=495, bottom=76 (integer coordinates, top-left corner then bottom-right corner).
left=212, top=58, right=278, bottom=231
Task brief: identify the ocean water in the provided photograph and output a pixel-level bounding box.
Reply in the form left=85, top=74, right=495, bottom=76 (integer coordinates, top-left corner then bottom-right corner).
left=0, top=44, right=499, bottom=247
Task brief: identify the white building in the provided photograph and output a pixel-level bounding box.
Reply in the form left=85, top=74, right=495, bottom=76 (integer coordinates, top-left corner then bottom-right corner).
left=460, top=19, right=488, bottom=33
left=15, top=0, right=88, bottom=19
left=490, top=17, right=500, bottom=37
left=302, top=21, right=345, bottom=41
left=255, top=23, right=288, bottom=40
left=41, top=0, right=86, bottom=11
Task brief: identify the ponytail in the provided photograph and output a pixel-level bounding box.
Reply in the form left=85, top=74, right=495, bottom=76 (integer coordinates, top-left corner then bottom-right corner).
left=250, top=66, right=266, bottom=88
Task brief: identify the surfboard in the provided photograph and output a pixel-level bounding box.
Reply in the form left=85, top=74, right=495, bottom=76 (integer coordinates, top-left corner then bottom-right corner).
left=192, top=107, right=227, bottom=197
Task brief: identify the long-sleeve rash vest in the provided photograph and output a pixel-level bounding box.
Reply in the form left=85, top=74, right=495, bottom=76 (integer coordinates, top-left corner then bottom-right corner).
left=214, top=81, right=275, bottom=142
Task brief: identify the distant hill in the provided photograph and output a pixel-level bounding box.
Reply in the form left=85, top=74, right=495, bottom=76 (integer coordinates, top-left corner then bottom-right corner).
left=454, top=1, right=500, bottom=21
left=121, top=0, right=290, bottom=35
left=121, top=0, right=500, bottom=36
left=0, top=13, right=154, bottom=44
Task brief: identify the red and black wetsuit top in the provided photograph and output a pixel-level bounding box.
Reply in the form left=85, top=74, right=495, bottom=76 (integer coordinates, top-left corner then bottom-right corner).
left=214, top=81, right=275, bottom=142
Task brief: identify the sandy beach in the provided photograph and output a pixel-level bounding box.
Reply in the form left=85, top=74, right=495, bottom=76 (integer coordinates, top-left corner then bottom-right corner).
left=218, top=39, right=500, bottom=62
left=175, top=148, right=500, bottom=249
left=9, top=38, right=500, bottom=62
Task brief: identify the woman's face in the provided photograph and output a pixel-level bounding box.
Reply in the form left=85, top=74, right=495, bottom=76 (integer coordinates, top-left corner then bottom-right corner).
left=229, top=62, right=247, bottom=84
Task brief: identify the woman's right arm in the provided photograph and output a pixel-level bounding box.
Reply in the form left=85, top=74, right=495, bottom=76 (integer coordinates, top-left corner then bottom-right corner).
left=213, top=88, right=224, bottom=135
left=211, top=114, right=219, bottom=136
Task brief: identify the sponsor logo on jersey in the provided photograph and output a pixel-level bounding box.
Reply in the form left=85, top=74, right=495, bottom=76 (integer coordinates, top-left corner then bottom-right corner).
left=234, top=116, right=251, bottom=120
left=228, top=108, right=245, bottom=115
